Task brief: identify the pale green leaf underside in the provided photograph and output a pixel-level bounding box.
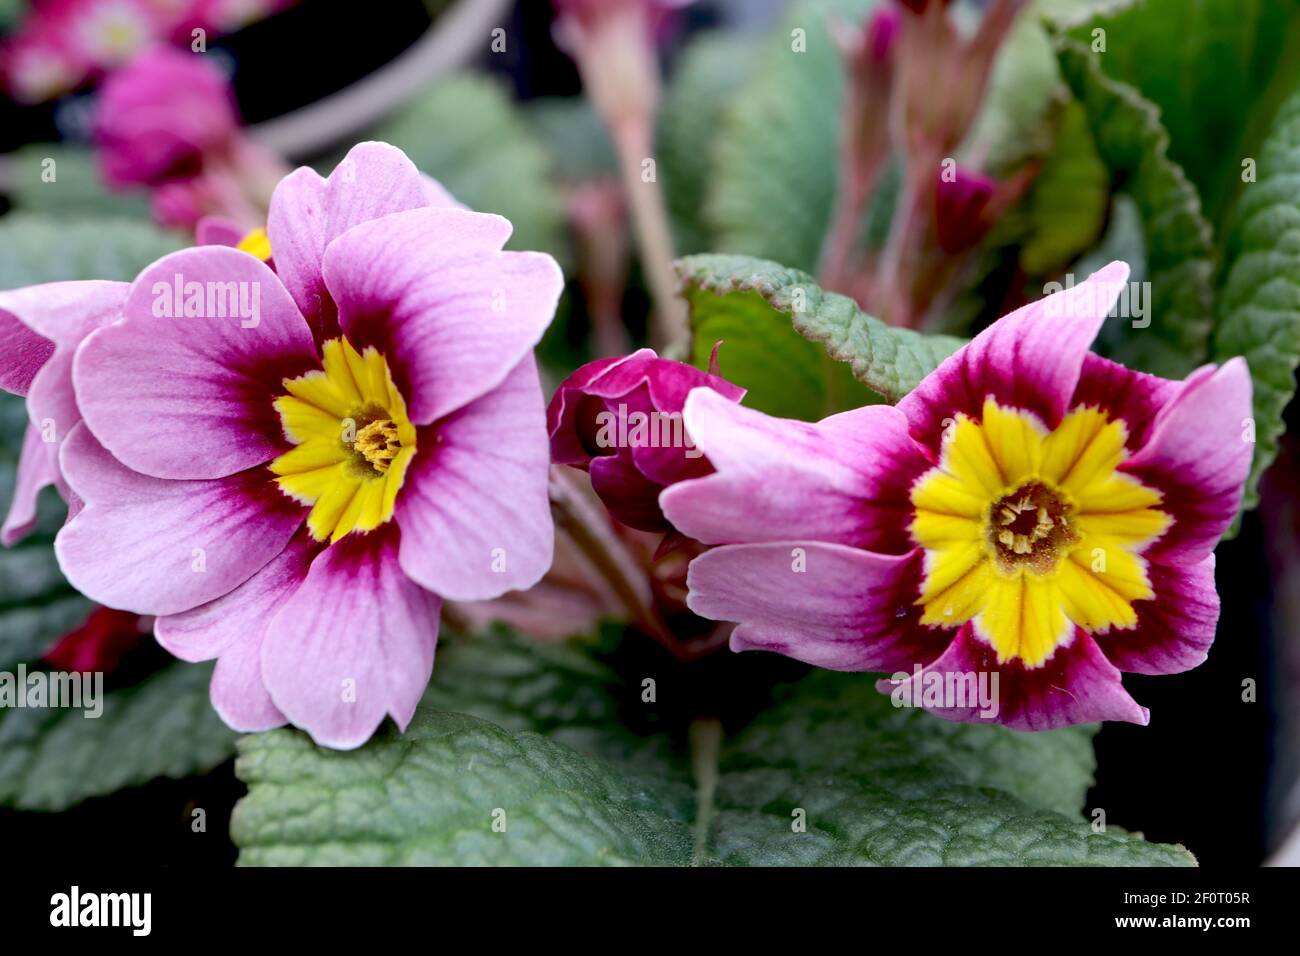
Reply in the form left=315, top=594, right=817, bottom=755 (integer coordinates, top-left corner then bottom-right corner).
left=679, top=254, right=962, bottom=410
left=233, top=632, right=1192, bottom=866
left=0, top=214, right=183, bottom=291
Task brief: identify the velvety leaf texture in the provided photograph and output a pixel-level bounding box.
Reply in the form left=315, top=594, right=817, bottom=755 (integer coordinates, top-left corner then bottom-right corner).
left=233, top=631, right=1192, bottom=866
left=1061, top=0, right=1300, bottom=227
left=678, top=254, right=962, bottom=411
left=0, top=214, right=183, bottom=290
left=1212, top=85, right=1300, bottom=509
left=0, top=661, right=237, bottom=811
left=1057, top=40, right=1215, bottom=378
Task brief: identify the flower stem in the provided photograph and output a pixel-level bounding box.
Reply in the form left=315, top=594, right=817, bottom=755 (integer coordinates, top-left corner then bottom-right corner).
left=689, top=717, right=723, bottom=865
left=611, top=119, right=690, bottom=351
left=547, top=467, right=678, bottom=654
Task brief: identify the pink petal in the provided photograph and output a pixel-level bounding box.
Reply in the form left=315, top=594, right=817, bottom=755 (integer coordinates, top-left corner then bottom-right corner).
left=1096, top=556, right=1219, bottom=676
left=1069, top=352, right=1185, bottom=452
left=266, top=142, right=434, bottom=343
left=1, top=425, right=57, bottom=546
left=210, top=633, right=288, bottom=733
left=877, top=623, right=1150, bottom=730
left=155, top=530, right=321, bottom=662
left=690, top=542, right=947, bottom=671
left=0, top=281, right=126, bottom=398
left=0, top=307, right=54, bottom=397
left=660, top=388, right=928, bottom=553
left=261, top=525, right=441, bottom=750
left=396, top=357, right=553, bottom=601
left=899, top=261, right=1130, bottom=453
left=195, top=216, right=246, bottom=247
left=1120, top=358, right=1253, bottom=564
left=55, top=424, right=305, bottom=616
left=323, top=205, right=563, bottom=425
left=73, top=247, right=319, bottom=481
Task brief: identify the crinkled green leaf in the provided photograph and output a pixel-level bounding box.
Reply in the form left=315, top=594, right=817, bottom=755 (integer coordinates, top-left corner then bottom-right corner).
left=0, top=661, right=237, bottom=811
left=658, top=31, right=761, bottom=254
left=707, top=675, right=1191, bottom=865
left=1057, top=40, right=1214, bottom=378
left=233, top=633, right=693, bottom=866
left=6, top=145, right=151, bottom=220
left=1061, top=0, right=1300, bottom=228
left=678, top=254, right=961, bottom=414
left=1212, top=85, right=1300, bottom=509
left=706, top=0, right=875, bottom=273
left=371, top=74, right=568, bottom=268
left=0, top=214, right=183, bottom=290
left=234, top=631, right=1189, bottom=866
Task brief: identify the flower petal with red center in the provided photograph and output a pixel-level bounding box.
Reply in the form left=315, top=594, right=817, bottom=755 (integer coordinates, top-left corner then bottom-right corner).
left=73, top=247, right=319, bottom=481
left=55, top=424, right=306, bottom=616
left=260, top=525, right=441, bottom=750
left=394, top=357, right=553, bottom=601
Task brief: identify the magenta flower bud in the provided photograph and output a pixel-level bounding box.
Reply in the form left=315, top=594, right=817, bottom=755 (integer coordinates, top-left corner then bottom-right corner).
left=866, top=3, right=902, bottom=63
left=548, top=348, right=744, bottom=533
left=933, top=166, right=997, bottom=253
left=93, top=45, right=239, bottom=188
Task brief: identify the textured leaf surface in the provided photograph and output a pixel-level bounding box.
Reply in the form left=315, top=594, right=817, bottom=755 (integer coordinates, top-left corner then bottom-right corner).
left=706, top=0, right=874, bottom=272
left=658, top=31, right=761, bottom=254
left=234, top=633, right=693, bottom=866
left=1061, top=0, right=1300, bottom=227
left=0, top=661, right=237, bottom=811
left=0, top=214, right=183, bottom=290
left=1212, top=86, right=1300, bottom=509
left=1058, top=41, right=1215, bottom=378
left=678, top=254, right=961, bottom=414
left=705, top=672, right=1191, bottom=865
left=6, top=145, right=151, bottom=220
left=370, top=74, right=568, bottom=268
left=234, top=631, right=1190, bottom=866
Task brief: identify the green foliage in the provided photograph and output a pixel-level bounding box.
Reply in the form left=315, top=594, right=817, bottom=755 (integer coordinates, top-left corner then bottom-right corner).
left=234, top=630, right=1192, bottom=866
left=1212, top=85, right=1300, bottom=509
left=678, top=254, right=961, bottom=417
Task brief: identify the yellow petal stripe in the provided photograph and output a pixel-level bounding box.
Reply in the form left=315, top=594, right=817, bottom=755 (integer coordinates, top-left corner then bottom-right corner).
left=270, top=337, right=417, bottom=543
left=909, top=399, right=1169, bottom=668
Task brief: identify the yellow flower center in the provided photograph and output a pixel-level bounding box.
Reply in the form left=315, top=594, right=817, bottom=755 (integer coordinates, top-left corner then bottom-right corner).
left=270, top=338, right=417, bottom=543
left=909, top=397, right=1172, bottom=669
left=237, top=228, right=272, bottom=261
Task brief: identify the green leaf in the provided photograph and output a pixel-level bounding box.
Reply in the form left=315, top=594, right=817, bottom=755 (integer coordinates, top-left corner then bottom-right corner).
left=706, top=671, right=1192, bottom=865
left=1061, top=0, right=1300, bottom=228
left=658, top=31, right=762, bottom=254
left=0, top=213, right=183, bottom=290
left=1057, top=40, right=1215, bottom=378
left=706, top=0, right=876, bottom=272
left=1212, top=85, right=1300, bottom=510
left=234, top=630, right=1191, bottom=866
left=0, top=393, right=93, bottom=671
left=0, top=662, right=237, bottom=811
left=1013, top=97, right=1110, bottom=276
left=233, top=632, right=693, bottom=865
left=371, top=74, right=568, bottom=269
left=678, top=254, right=962, bottom=416
left=526, top=97, right=617, bottom=184
left=6, top=145, right=151, bottom=220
